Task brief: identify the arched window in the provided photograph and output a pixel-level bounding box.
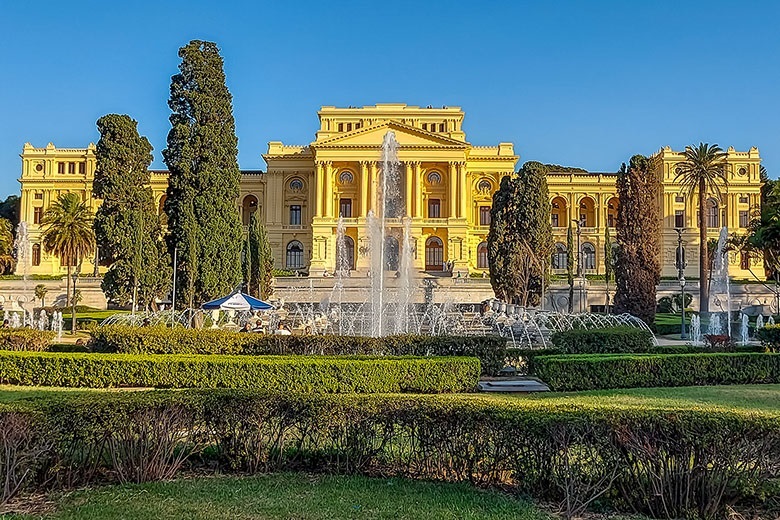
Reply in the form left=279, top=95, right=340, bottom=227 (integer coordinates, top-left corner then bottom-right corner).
left=477, top=179, right=492, bottom=193
left=425, top=237, right=444, bottom=271
left=242, top=195, right=258, bottom=225
left=581, top=242, right=596, bottom=271
left=579, top=197, right=595, bottom=227
left=339, top=170, right=354, bottom=184
left=159, top=195, right=168, bottom=229
left=550, top=197, right=567, bottom=228
left=552, top=243, right=568, bottom=270
left=707, top=199, right=720, bottom=228
left=477, top=242, right=489, bottom=269
left=32, top=244, right=41, bottom=267
left=427, top=171, right=442, bottom=185
left=384, top=236, right=400, bottom=271
left=289, top=178, right=304, bottom=192
left=336, top=236, right=355, bottom=271
left=606, top=197, right=619, bottom=228
left=286, top=241, right=304, bottom=269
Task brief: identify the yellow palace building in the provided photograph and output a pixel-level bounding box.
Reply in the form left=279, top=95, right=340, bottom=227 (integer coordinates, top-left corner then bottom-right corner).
left=17, top=104, right=764, bottom=280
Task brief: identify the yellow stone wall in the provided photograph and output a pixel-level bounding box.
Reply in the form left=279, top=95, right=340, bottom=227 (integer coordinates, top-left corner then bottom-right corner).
left=17, top=104, right=764, bottom=281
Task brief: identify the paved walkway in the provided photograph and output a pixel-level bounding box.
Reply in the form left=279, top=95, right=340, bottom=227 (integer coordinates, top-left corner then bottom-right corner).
left=478, top=377, right=550, bottom=393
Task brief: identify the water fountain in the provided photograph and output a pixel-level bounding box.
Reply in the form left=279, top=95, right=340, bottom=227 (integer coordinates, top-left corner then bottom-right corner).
left=690, top=314, right=702, bottom=345
left=757, top=314, right=764, bottom=330
left=37, top=309, right=49, bottom=331
left=707, top=313, right=721, bottom=336
left=740, top=313, right=749, bottom=345
left=708, top=226, right=731, bottom=336
left=770, top=316, right=775, bottom=326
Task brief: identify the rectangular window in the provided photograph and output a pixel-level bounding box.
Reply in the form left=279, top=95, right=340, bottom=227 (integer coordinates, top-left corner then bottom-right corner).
left=607, top=214, right=615, bottom=227
left=68, top=162, right=75, bottom=174
left=79, top=162, right=86, bottom=174
left=739, top=210, right=749, bottom=228
left=289, top=205, right=301, bottom=226
left=675, top=195, right=684, bottom=203
left=33, top=206, right=43, bottom=225
left=57, top=162, right=65, bottom=174
left=741, top=251, right=750, bottom=270
left=339, top=198, right=352, bottom=218
left=338, top=123, right=344, bottom=132
left=739, top=195, right=749, bottom=203
left=428, top=199, right=441, bottom=218
left=675, top=210, right=684, bottom=228
left=34, top=193, right=43, bottom=200
left=32, top=244, right=41, bottom=266
left=346, top=123, right=352, bottom=131
left=438, top=123, right=445, bottom=132
left=479, top=206, right=491, bottom=226
left=551, top=214, right=559, bottom=227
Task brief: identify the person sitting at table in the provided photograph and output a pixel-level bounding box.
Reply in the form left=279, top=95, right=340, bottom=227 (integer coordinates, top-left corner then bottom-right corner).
left=275, top=323, right=292, bottom=335
left=239, top=322, right=252, bottom=333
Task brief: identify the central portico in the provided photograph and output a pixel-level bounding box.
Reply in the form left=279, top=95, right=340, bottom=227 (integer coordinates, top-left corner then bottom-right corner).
left=262, top=104, right=518, bottom=276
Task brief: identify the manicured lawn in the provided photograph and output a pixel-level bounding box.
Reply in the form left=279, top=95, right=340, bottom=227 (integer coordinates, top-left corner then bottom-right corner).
left=6, top=473, right=550, bottom=520
left=482, top=384, right=780, bottom=415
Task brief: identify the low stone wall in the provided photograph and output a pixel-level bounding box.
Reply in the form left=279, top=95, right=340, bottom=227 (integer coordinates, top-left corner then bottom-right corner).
left=0, top=277, right=107, bottom=310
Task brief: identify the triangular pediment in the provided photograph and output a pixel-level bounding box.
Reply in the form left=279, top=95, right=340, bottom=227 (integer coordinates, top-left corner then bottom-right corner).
left=313, top=121, right=469, bottom=148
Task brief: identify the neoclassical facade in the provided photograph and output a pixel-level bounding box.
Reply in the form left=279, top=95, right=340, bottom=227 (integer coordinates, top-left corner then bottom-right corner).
left=17, top=104, right=764, bottom=280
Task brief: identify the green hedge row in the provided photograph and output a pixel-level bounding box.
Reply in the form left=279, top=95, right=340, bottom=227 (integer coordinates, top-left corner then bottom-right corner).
left=90, top=326, right=508, bottom=375
left=756, top=325, right=780, bottom=351
left=1, top=391, right=777, bottom=518
left=0, top=329, right=54, bottom=351
left=535, top=352, right=780, bottom=391
left=0, top=351, right=479, bottom=393
left=550, top=327, right=654, bottom=354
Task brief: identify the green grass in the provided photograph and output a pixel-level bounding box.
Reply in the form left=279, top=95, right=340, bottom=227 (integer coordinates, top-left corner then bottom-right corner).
left=0, top=383, right=777, bottom=414
left=5, top=473, right=550, bottom=520
left=60, top=310, right=127, bottom=320
left=481, top=384, right=780, bottom=415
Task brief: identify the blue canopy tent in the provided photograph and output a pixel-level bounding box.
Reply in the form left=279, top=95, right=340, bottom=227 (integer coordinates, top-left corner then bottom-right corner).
left=201, top=292, right=274, bottom=311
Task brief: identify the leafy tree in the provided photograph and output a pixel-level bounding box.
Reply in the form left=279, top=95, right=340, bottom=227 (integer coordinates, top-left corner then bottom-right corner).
left=248, top=213, right=274, bottom=299
left=34, top=284, right=47, bottom=307
left=93, top=114, right=170, bottom=310
left=613, top=155, right=661, bottom=326
left=162, top=40, right=243, bottom=308
left=748, top=166, right=780, bottom=282
left=566, top=223, right=575, bottom=313
left=487, top=161, right=553, bottom=306
left=604, top=225, right=614, bottom=308
left=0, top=218, right=14, bottom=274
left=40, top=193, right=94, bottom=333
left=674, top=143, right=728, bottom=312
left=0, top=196, right=19, bottom=234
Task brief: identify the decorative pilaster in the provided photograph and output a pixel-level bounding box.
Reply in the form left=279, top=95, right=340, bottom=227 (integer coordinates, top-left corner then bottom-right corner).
left=412, top=162, right=421, bottom=218
left=447, top=162, right=457, bottom=218
left=324, top=161, right=334, bottom=218
left=359, top=161, right=369, bottom=217
left=457, top=161, right=467, bottom=219
left=369, top=162, right=378, bottom=215
left=404, top=162, right=413, bottom=218
left=314, top=162, right=324, bottom=217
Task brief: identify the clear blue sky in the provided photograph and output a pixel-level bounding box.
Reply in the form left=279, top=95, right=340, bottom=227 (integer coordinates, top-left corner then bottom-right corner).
left=1, top=0, right=778, bottom=198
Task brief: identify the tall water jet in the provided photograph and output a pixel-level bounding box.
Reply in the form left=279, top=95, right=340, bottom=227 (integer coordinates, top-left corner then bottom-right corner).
left=334, top=216, right=349, bottom=334
left=707, top=313, right=721, bottom=336
left=739, top=313, right=749, bottom=345
left=709, top=226, right=731, bottom=337
left=757, top=314, right=764, bottom=330
left=690, top=314, right=702, bottom=345
left=395, top=216, right=414, bottom=334
left=14, top=222, right=30, bottom=296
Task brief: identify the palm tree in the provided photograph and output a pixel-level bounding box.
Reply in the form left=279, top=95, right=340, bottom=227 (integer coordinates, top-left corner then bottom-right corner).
left=40, top=193, right=94, bottom=333
left=674, top=143, right=728, bottom=312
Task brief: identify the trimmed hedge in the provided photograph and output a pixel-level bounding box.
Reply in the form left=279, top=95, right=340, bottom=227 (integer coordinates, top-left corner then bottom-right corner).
left=0, top=351, right=479, bottom=393
left=0, top=329, right=54, bottom=352
left=550, top=327, right=654, bottom=354
left=89, top=326, right=508, bottom=375
left=0, top=391, right=777, bottom=518
left=535, top=352, right=780, bottom=391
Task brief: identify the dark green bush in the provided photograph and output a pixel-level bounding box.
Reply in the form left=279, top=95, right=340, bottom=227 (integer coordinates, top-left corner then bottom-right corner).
left=0, top=351, right=479, bottom=393
left=1, top=390, right=777, bottom=517
left=550, top=327, right=654, bottom=354
left=89, top=326, right=508, bottom=375
left=0, top=329, right=54, bottom=352
left=535, top=352, right=780, bottom=391
left=756, top=325, right=780, bottom=352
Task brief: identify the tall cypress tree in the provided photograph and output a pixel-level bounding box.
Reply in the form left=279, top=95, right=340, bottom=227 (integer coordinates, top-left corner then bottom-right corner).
left=613, top=154, right=661, bottom=326
left=163, top=40, right=243, bottom=307
left=93, top=114, right=170, bottom=309
left=248, top=213, right=274, bottom=300
left=487, top=161, right=552, bottom=306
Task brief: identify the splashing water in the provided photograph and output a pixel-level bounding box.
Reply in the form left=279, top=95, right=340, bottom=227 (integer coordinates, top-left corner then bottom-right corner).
left=690, top=314, right=702, bottom=345
left=740, top=313, right=749, bottom=345
left=707, top=313, right=722, bottom=336
left=709, top=227, right=732, bottom=337
left=756, top=315, right=764, bottom=330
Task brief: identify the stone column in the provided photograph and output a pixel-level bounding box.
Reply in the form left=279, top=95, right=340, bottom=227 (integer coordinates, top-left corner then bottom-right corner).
left=404, top=162, right=413, bottom=218
left=369, top=162, right=378, bottom=214
left=324, top=161, right=334, bottom=218
left=314, top=162, right=324, bottom=217
left=359, top=161, right=369, bottom=217
left=458, top=162, right=467, bottom=219
left=447, top=163, right=457, bottom=218
left=412, top=162, right=421, bottom=218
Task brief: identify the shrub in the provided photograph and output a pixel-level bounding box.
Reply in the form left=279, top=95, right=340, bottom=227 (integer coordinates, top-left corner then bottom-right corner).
left=0, top=329, right=54, bottom=352
left=550, top=327, right=654, bottom=354
left=535, top=352, right=780, bottom=391
left=89, top=326, right=508, bottom=375
left=0, top=351, right=479, bottom=393
left=756, top=325, right=780, bottom=352
left=1, top=391, right=778, bottom=517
